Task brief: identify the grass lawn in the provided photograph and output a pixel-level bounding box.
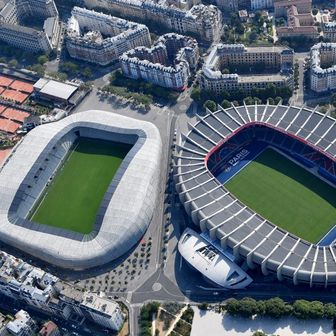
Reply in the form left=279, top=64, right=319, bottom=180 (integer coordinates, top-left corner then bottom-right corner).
left=225, top=148, right=336, bottom=243
left=31, top=137, right=132, bottom=234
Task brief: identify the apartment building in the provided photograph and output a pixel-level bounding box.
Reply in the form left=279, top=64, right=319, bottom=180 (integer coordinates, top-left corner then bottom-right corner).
left=5, top=310, right=35, bottom=336
left=274, top=0, right=319, bottom=39
left=0, top=251, right=124, bottom=331
left=323, top=22, right=336, bottom=42
left=166, top=0, right=201, bottom=10
left=200, top=44, right=294, bottom=95
left=0, top=0, right=60, bottom=53
left=81, top=292, right=124, bottom=330
left=66, top=7, right=151, bottom=65
left=215, top=0, right=238, bottom=11
left=81, top=0, right=222, bottom=42
left=251, top=0, right=274, bottom=11
left=120, top=33, right=199, bottom=90
left=310, top=43, right=336, bottom=92
left=274, top=0, right=312, bottom=17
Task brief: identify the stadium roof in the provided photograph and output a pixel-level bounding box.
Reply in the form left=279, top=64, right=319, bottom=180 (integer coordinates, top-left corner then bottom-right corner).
left=33, top=79, right=78, bottom=101
left=0, top=110, right=162, bottom=269
left=176, top=103, right=336, bottom=287
left=179, top=228, right=253, bottom=289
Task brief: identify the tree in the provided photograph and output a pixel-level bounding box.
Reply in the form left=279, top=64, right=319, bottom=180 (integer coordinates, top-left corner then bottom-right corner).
left=324, top=303, right=336, bottom=318
left=198, top=303, right=208, bottom=310
left=331, top=93, right=336, bottom=107
left=60, top=61, right=79, bottom=74
left=8, top=59, right=17, bottom=68
left=293, top=300, right=324, bottom=319
left=29, top=64, right=45, bottom=77
left=237, top=297, right=260, bottom=317
left=244, top=96, right=255, bottom=105
left=225, top=298, right=240, bottom=315
left=221, top=99, right=231, bottom=109
left=263, top=298, right=291, bottom=318
left=79, top=82, right=93, bottom=91
left=252, top=332, right=267, bottom=336
left=268, top=97, right=275, bottom=105
left=203, top=100, right=217, bottom=112
left=312, top=8, right=318, bottom=15
left=190, top=87, right=201, bottom=102
left=274, top=96, right=282, bottom=104
left=38, top=55, right=48, bottom=65
left=249, top=31, right=258, bottom=42
left=83, top=67, right=92, bottom=79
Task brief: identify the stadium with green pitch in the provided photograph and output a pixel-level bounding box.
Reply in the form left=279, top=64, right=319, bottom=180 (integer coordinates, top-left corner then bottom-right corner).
left=224, top=148, right=336, bottom=244
left=0, top=111, right=162, bottom=269
left=30, top=138, right=132, bottom=234
left=176, top=104, right=336, bottom=287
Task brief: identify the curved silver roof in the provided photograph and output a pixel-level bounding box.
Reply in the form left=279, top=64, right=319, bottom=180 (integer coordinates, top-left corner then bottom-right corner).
left=0, top=110, right=162, bottom=269
left=178, top=228, right=253, bottom=289
left=175, top=104, right=336, bottom=287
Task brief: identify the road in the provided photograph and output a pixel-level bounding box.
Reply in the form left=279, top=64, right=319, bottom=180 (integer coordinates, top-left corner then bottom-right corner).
left=290, top=52, right=308, bottom=106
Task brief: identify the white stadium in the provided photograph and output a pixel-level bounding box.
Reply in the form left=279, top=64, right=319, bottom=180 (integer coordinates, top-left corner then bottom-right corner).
left=0, top=110, right=162, bottom=269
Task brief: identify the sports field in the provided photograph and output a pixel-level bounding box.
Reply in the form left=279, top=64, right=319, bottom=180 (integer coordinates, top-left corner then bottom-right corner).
left=225, top=148, right=336, bottom=243
left=31, top=137, right=132, bottom=234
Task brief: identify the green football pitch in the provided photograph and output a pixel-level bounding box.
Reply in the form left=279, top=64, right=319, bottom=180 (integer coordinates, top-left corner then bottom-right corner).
left=225, top=148, right=336, bottom=243
left=31, top=137, right=132, bottom=234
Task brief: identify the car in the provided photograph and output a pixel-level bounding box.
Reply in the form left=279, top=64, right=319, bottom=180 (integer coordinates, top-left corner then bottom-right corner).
left=17, top=129, right=27, bottom=135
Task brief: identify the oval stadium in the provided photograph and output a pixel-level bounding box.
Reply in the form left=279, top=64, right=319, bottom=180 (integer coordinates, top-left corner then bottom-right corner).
left=0, top=110, right=162, bottom=269
left=175, top=104, right=336, bottom=287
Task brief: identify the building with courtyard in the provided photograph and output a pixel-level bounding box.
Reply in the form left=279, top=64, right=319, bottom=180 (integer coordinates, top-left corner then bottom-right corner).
left=120, top=33, right=199, bottom=90
left=199, top=44, right=294, bottom=95
left=66, top=7, right=151, bottom=66
left=81, top=0, right=222, bottom=42
left=310, top=42, right=336, bottom=93
left=0, top=0, right=60, bottom=52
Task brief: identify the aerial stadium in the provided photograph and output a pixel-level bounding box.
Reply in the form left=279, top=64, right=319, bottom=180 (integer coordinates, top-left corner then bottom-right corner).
left=0, top=110, right=162, bottom=269
left=176, top=104, right=336, bottom=288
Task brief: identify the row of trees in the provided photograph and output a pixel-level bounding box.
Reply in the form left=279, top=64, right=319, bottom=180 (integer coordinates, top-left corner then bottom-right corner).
left=203, top=95, right=283, bottom=112
left=225, top=297, right=336, bottom=320
left=191, top=84, right=292, bottom=108
left=140, top=302, right=160, bottom=336
left=109, top=69, right=179, bottom=102
left=101, top=85, right=152, bottom=109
